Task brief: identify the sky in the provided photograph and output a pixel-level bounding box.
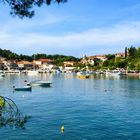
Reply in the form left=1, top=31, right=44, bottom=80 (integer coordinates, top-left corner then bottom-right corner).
left=0, top=0, right=140, bottom=57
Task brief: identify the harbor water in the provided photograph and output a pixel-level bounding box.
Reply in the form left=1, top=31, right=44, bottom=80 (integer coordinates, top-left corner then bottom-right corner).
left=1, top=73, right=140, bottom=139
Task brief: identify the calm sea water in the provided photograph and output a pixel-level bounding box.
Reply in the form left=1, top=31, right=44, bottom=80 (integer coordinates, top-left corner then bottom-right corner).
left=1, top=73, right=140, bottom=140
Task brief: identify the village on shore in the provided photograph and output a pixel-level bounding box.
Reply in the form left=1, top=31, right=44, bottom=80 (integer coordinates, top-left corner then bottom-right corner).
left=0, top=46, right=140, bottom=77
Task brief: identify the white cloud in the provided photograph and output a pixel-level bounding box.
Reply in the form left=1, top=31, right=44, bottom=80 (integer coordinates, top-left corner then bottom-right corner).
left=0, top=14, right=65, bottom=33
left=0, top=21, right=140, bottom=56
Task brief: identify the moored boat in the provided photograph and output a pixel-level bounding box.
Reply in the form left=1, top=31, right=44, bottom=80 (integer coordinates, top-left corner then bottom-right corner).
left=27, top=70, right=38, bottom=75
left=110, top=70, right=126, bottom=76
left=77, top=71, right=90, bottom=79
left=77, top=74, right=90, bottom=79
left=4, top=70, right=20, bottom=74
left=13, top=85, right=32, bottom=91
left=29, top=80, right=52, bottom=87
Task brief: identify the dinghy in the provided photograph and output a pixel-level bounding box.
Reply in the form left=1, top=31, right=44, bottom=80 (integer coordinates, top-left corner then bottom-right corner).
left=13, top=85, right=32, bottom=91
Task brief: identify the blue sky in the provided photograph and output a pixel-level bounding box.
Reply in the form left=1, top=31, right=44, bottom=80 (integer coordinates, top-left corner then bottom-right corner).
left=0, top=0, right=140, bottom=57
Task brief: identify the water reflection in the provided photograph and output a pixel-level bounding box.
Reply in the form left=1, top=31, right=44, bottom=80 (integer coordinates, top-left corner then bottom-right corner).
left=1, top=73, right=140, bottom=139
left=88, top=74, right=140, bottom=98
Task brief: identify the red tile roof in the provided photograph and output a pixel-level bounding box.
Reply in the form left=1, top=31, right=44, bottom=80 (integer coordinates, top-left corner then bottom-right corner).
left=39, top=59, right=54, bottom=63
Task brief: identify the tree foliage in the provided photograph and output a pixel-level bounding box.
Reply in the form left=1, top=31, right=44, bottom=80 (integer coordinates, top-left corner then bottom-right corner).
left=125, top=47, right=127, bottom=58
left=100, top=46, right=140, bottom=70
left=1, top=0, right=67, bottom=18
left=0, top=96, right=30, bottom=129
left=0, top=48, right=79, bottom=65
left=128, top=46, right=137, bottom=58
left=32, top=53, right=80, bottom=66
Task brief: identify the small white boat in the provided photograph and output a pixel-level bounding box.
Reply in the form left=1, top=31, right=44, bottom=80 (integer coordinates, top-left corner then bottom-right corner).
left=4, top=70, right=20, bottom=74
left=13, top=85, right=32, bottom=91
left=110, top=70, right=126, bottom=76
left=27, top=70, right=38, bottom=75
left=29, top=80, right=52, bottom=87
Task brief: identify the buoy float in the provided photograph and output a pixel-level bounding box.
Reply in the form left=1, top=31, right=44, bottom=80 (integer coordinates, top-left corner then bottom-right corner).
left=61, top=125, right=64, bottom=133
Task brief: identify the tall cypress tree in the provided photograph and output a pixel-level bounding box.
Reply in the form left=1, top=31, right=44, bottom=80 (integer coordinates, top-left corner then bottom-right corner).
left=125, top=47, right=127, bottom=58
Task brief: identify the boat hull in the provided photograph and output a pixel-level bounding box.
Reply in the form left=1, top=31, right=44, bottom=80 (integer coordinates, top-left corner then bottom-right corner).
left=31, top=83, right=52, bottom=87
left=29, top=80, right=52, bottom=87
left=14, top=86, right=32, bottom=91
left=77, top=75, right=90, bottom=79
left=77, top=71, right=90, bottom=79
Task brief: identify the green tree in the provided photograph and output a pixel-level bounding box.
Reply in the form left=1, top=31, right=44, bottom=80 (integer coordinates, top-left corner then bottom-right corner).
left=105, top=54, right=115, bottom=60
left=128, top=46, right=137, bottom=58
left=115, top=61, right=125, bottom=68
left=109, top=59, right=114, bottom=67
left=102, top=60, right=109, bottom=67
left=2, top=0, right=67, bottom=18
left=136, top=47, right=140, bottom=58
left=125, top=47, right=127, bottom=58
left=128, top=62, right=135, bottom=70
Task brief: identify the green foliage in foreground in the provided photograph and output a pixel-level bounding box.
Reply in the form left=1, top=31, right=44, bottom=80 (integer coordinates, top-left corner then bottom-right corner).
left=0, top=96, right=30, bottom=129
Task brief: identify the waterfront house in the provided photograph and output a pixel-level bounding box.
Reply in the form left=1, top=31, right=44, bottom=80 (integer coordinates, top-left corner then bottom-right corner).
left=115, top=53, right=125, bottom=58
left=33, top=59, right=54, bottom=70
left=63, top=61, right=76, bottom=72
left=33, top=59, right=54, bottom=65
left=81, top=55, right=107, bottom=66
left=63, top=61, right=75, bottom=67
left=17, top=61, right=34, bottom=70
left=39, top=59, right=54, bottom=65
left=94, top=55, right=107, bottom=61
left=4, top=60, right=18, bottom=70
left=9, top=62, right=18, bottom=70
left=80, top=55, right=89, bottom=65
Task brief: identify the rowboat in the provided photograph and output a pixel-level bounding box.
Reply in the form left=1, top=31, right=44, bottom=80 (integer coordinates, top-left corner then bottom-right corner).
left=13, top=85, right=32, bottom=91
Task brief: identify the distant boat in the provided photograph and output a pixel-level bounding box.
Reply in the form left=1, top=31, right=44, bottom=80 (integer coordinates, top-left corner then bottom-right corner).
left=29, top=80, right=52, bottom=87
left=0, top=71, right=5, bottom=77
left=4, top=70, right=20, bottom=74
left=107, top=70, right=126, bottom=76
left=13, top=85, right=32, bottom=91
left=27, top=70, right=38, bottom=75
left=77, top=71, right=90, bottom=79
